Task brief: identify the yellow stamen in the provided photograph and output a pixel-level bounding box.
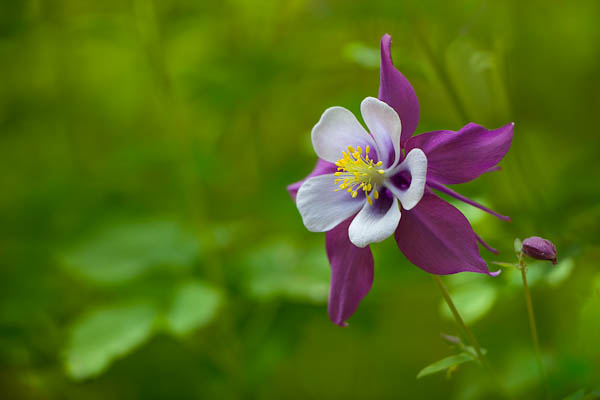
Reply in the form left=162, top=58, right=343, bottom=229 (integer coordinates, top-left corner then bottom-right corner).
left=332, top=143, right=385, bottom=206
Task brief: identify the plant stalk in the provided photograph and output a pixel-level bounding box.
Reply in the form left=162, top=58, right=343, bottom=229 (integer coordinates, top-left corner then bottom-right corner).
left=518, top=254, right=546, bottom=391
left=432, top=276, right=489, bottom=367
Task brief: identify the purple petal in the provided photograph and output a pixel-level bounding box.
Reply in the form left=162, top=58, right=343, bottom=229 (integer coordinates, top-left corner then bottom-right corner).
left=326, top=218, right=374, bottom=326
left=394, top=191, right=496, bottom=276
left=378, top=34, right=420, bottom=146
left=475, top=233, right=499, bottom=255
left=287, top=159, right=337, bottom=202
left=427, top=180, right=510, bottom=221
left=405, top=122, right=514, bottom=185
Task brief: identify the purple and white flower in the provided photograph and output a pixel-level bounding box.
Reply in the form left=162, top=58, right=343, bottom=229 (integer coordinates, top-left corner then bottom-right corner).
left=288, top=34, right=514, bottom=326
left=296, top=97, right=427, bottom=248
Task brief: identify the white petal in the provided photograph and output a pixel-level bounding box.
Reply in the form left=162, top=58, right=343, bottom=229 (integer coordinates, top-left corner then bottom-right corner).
left=360, top=97, right=402, bottom=169
left=296, top=174, right=364, bottom=232
left=385, top=148, right=428, bottom=210
left=311, top=107, right=375, bottom=163
left=348, top=194, right=401, bottom=248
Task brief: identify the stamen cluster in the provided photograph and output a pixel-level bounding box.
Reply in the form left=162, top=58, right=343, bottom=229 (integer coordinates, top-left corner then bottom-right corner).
left=334, top=145, right=384, bottom=205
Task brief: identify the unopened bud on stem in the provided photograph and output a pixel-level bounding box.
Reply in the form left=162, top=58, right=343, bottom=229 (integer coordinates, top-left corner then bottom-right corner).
left=521, top=236, right=557, bottom=265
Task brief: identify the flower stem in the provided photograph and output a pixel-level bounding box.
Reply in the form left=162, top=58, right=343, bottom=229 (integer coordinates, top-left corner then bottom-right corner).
left=433, top=275, right=517, bottom=399
left=518, top=254, right=547, bottom=390
left=432, top=276, right=489, bottom=368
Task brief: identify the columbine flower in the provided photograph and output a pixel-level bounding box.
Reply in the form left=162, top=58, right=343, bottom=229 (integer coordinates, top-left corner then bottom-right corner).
left=521, top=236, right=557, bottom=265
left=287, top=34, right=514, bottom=326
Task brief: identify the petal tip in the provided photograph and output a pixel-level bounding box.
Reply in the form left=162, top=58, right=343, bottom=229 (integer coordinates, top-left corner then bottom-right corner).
left=488, top=269, right=502, bottom=277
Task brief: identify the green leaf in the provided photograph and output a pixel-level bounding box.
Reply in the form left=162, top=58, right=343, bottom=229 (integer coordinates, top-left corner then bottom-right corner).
left=342, top=42, right=380, bottom=69
left=65, top=302, right=159, bottom=380
left=242, top=239, right=330, bottom=303
left=63, top=220, right=200, bottom=285
left=507, top=261, right=546, bottom=287
left=546, top=257, right=575, bottom=287
left=440, top=284, right=498, bottom=324
left=514, top=238, right=523, bottom=254
left=417, top=353, right=474, bottom=379
left=491, top=261, right=519, bottom=269
left=563, top=389, right=585, bottom=400
left=165, top=281, right=223, bottom=336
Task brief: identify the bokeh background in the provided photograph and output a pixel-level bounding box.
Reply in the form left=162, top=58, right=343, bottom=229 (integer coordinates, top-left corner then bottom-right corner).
left=1, top=0, right=600, bottom=399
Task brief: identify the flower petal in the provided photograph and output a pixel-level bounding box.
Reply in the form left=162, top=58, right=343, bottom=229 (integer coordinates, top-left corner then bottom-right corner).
left=348, top=191, right=401, bottom=248
left=475, top=233, right=499, bottom=254
left=360, top=97, right=401, bottom=168
left=385, top=149, right=427, bottom=210
left=378, top=33, right=420, bottom=145
left=287, top=159, right=337, bottom=202
left=311, top=106, right=375, bottom=164
left=394, top=191, right=495, bottom=275
left=296, top=174, right=364, bottom=232
left=326, top=218, right=374, bottom=326
left=428, top=180, right=510, bottom=221
left=405, top=122, right=514, bottom=185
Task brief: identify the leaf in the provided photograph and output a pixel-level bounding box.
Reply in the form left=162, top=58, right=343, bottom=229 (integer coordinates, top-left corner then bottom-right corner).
left=440, top=283, right=498, bottom=324
left=165, top=281, right=223, bottom=336
left=65, top=302, right=159, bottom=380
left=63, top=220, right=200, bottom=285
left=491, top=261, right=519, bottom=269
left=514, top=238, right=523, bottom=254
left=417, top=353, right=474, bottom=379
left=563, top=389, right=585, bottom=400
left=546, top=257, right=575, bottom=287
left=507, top=261, right=546, bottom=287
left=342, top=42, right=380, bottom=69
left=242, top=239, right=330, bottom=303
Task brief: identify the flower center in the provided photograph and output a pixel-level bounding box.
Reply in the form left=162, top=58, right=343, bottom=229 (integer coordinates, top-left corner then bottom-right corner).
left=334, top=145, right=384, bottom=205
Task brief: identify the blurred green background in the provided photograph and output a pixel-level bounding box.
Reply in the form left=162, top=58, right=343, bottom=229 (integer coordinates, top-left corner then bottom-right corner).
left=1, top=0, right=599, bottom=399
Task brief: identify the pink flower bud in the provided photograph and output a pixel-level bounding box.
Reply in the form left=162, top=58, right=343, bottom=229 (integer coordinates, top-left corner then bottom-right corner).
left=521, top=236, right=557, bottom=265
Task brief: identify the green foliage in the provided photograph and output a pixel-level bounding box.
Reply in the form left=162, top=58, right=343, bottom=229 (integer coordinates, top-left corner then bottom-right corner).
left=514, top=238, right=523, bottom=254
left=417, top=353, right=475, bottom=379
left=165, top=281, right=223, bottom=336
left=439, top=281, right=498, bottom=324
left=563, top=389, right=585, bottom=400
left=241, top=239, right=330, bottom=303
left=1, top=0, right=599, bottom=398
left=62, top=220, right=200, bottom=284
left=65, top=302, right=159, bottom=380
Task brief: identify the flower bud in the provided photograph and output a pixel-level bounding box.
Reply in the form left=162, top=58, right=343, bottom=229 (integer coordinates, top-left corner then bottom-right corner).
left=521, top=236, right=557, bottom=265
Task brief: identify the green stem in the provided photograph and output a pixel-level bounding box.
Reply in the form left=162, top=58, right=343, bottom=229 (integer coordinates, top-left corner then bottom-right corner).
left=519, top=254, right=547, bottom=391
left=433, top=276, right=488, bottom=367
left=434, top=275, right=515, bottom=398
